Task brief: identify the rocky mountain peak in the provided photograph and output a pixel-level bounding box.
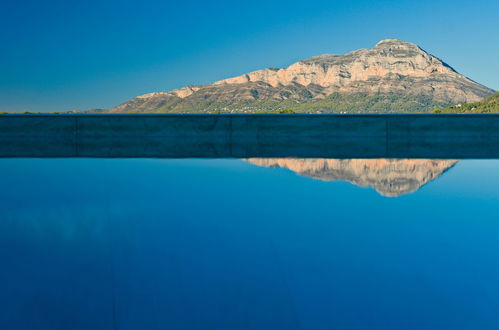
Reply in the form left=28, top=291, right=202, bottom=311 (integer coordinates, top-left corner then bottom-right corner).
left=109, top=39, right=494, bottom=113
left=375, top=38, right=418, bottom=48
left=372, top=38, right=429, bottom=57
left=211, top=38, right=468, bottom=91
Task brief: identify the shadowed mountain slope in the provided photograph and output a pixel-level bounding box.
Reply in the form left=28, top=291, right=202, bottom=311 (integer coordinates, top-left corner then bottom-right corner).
left=435, top=92, right=499, bottom=113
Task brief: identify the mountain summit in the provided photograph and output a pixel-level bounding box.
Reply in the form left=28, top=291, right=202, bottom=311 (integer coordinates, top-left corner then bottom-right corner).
left=109, top=39, right=495, bottom=113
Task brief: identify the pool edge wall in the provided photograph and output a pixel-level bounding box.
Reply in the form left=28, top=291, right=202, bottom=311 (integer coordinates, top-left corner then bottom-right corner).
left=1, top=114, right=499, bottom=158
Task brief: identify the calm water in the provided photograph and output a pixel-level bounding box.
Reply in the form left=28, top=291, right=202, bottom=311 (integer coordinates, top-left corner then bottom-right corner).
left=1, top=158, right=499, bottom=330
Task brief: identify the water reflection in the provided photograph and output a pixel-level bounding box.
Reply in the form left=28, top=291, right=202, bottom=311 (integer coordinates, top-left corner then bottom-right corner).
left=2, top=159, right=499, bottom=329
left=247, top=158, right=458, bottom=197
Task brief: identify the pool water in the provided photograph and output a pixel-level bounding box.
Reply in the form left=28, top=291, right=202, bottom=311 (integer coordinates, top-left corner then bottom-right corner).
left=1, top=158, right=499, bottom=330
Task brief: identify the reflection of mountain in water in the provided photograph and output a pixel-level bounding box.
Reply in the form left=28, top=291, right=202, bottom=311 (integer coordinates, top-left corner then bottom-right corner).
left=247, top=159, right=458, bottom=197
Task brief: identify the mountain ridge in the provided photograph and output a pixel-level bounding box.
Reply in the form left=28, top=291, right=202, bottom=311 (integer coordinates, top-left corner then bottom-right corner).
left=108, top=39, right=495, bottom=114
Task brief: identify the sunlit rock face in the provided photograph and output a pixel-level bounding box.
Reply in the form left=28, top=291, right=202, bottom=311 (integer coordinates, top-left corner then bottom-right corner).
left=246, top=158, right=458, bottom=197
left=215, top=39, right=489, bottom=103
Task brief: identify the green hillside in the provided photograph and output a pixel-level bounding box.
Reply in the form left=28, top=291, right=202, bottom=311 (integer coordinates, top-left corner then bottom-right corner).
left=433, top=92, right=499, bottom=113
left=158, top=92, right=450, bottom=114
left=250, top=92, right=449, bottom=114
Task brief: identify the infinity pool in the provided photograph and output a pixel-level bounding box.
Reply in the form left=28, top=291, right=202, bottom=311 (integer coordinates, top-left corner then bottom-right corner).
left=1, top=158, right=499, bottom=329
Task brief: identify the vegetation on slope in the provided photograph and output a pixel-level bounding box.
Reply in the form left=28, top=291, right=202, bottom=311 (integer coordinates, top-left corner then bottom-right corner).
left=433, top=92, right=499, bottom=113
left=145, top=92, right=450, bottom=114
left=262, top=92, right=448, bottom=114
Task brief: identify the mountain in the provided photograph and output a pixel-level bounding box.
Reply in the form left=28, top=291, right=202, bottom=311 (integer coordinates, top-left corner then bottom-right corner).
left=108, top=39, right=495, bottom=114
left=246, top=158, right=457, bottom=197
left=434, top=92, right=499, bottom=113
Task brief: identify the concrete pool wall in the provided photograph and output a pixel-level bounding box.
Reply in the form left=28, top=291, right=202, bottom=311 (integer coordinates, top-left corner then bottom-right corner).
left=1, top=114, right=499, bottom=158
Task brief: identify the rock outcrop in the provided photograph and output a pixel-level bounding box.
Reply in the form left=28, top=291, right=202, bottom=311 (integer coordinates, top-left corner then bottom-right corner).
left=246, top=158, right=458, bottom=197
left=109, top=39, right=494, bottom=113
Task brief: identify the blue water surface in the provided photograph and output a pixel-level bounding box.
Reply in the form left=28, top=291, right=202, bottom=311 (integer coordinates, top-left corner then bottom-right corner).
left=1, top=158, right=499, bottom=330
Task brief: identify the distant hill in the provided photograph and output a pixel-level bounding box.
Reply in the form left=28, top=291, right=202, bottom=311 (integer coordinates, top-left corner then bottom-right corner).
left=108, top=39, right=495, bottom=114
left=434, top=92, right=499, bottom=113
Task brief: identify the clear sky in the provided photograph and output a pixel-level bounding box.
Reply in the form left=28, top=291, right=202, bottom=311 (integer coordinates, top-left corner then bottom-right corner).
left=1, top=0, right=498, bottom=112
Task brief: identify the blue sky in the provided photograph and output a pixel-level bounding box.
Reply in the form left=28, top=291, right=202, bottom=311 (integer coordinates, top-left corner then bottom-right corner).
left=1, top=0, right=498, bottom=112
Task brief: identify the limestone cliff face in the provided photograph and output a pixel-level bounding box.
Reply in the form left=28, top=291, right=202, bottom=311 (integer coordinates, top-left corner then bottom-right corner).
left=214, top=39, right=490, bottom=103
left=246, top=158, right=458, bottom=197
left=216, top=39, right=455, bottom=87
left=109, top=39, right=494, bottom=113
